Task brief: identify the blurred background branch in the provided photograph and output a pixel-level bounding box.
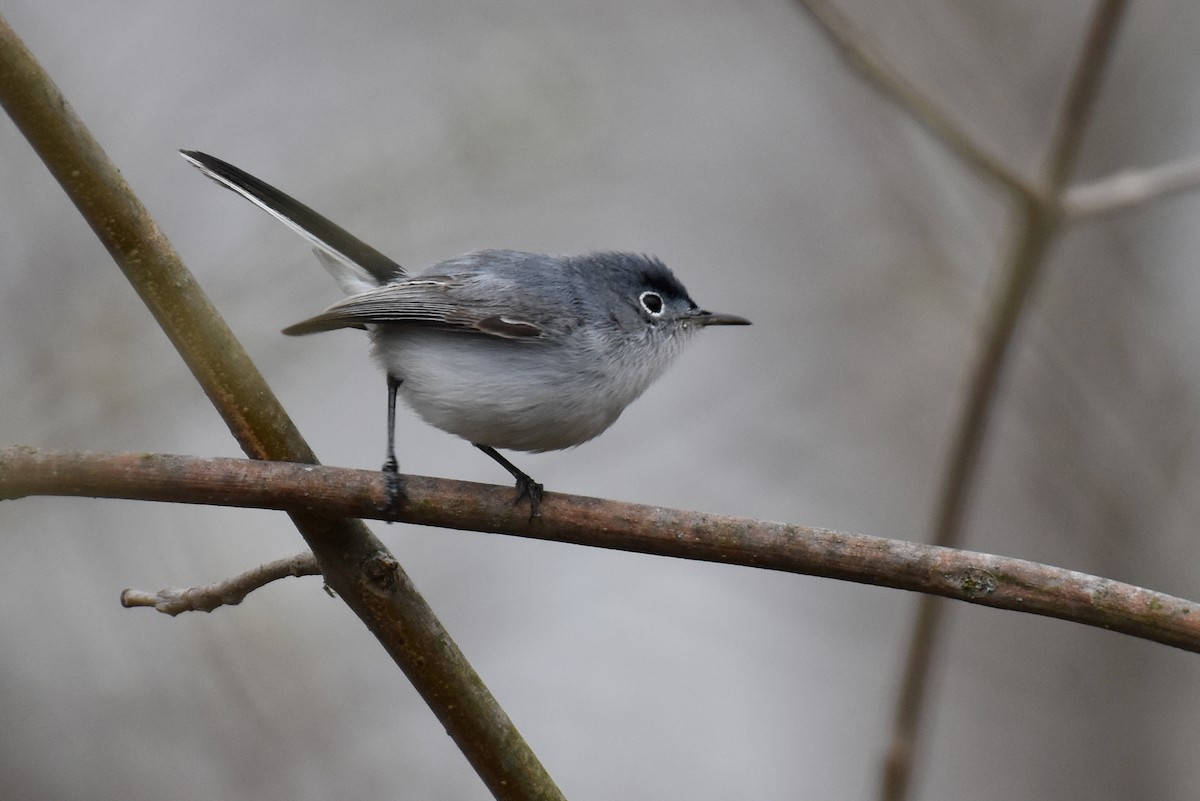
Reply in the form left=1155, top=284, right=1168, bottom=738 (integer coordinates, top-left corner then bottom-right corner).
left=792, top=0, right=1035, bottom=199
left=888, top=3, right=1128, bottom=796
left=1065, top=156, right=1200, bottom=219
left=790, top=2, right=1200, bottom=799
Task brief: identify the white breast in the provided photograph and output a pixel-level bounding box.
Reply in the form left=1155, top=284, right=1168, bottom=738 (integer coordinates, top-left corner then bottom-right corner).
left=372, top=327, right=670, bottom=452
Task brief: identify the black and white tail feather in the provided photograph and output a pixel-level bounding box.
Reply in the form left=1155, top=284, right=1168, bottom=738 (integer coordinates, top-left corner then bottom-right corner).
left=180, top=150, right=402, bottom=294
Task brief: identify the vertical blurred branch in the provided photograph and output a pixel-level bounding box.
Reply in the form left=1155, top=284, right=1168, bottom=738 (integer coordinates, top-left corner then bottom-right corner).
left=794, top=2, right=1129, bottom=799
left=0, top=12, right=564, bottom=801
left=886, top=6, right=1128, bottom=800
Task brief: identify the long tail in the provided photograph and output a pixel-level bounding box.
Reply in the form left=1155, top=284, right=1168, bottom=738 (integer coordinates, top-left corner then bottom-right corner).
left=180, top=150, right=405, bottom=292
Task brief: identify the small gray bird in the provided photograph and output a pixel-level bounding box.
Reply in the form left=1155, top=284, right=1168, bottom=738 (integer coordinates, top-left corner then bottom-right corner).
left=182, top=151, right=750, bottom=516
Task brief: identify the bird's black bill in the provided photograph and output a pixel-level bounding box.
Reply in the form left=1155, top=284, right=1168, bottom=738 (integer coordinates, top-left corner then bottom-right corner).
left=692, top=310, right=751, bottom=326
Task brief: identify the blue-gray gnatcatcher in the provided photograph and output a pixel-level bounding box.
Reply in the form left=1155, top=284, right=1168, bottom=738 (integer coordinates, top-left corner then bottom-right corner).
left=182, top=151, right=750, bottom=515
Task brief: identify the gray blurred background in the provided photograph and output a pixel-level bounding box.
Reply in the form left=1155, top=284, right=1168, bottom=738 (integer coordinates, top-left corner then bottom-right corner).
left=3, top=1, right=1200, bottom=798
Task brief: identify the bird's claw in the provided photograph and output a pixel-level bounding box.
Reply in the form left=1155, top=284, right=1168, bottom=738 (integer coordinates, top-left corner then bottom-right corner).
left=379, top=458, right=406, bottom=520
left=514, top=477, right=544, bottom=520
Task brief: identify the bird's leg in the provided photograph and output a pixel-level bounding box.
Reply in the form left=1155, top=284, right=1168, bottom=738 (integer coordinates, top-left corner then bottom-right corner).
left=474, top=444, right=543, bottom=519
left=380, top=374, right=405, bottom=517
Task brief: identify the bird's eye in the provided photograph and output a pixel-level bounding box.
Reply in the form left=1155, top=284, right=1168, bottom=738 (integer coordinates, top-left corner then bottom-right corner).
left=639, top=291, right=664, bottom=316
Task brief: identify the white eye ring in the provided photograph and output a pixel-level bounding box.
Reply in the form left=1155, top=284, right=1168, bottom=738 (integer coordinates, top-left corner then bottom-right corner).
left=639, top=291, right=664, bottom=316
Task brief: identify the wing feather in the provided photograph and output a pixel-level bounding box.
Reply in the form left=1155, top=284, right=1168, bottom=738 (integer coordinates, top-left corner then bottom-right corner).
left=282, top=274, right=563, bottom=339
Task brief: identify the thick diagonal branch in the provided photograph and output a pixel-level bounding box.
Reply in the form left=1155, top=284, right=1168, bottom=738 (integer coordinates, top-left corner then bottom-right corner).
left=0, top=15, right=561, bottom=801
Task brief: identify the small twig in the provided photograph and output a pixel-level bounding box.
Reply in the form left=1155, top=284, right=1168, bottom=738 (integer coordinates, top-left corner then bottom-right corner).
left=5, top=447, right=1200, bottom=652
left=1065, top=156, right=1200, bottom=220
left=791, top=0, right=1035, bottom=200
left=121, top=552, right=320, bottom=615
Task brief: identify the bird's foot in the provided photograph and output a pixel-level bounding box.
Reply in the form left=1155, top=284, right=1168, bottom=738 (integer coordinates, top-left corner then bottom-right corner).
left=513, top=476, right=544, bottom=520
left=379, top=457, right=406, bottom=520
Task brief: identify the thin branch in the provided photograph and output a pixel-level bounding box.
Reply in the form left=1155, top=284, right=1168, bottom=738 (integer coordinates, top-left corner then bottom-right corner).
left=4, top=447, right=1200, bottom=653
left=0, top=15, right=561, bottom=801
left=1065, top=156, right=1200, bottom=220
left=882, top=190, right=1062, bottom=799
left=791, top=0, right=1036, bottom=200
left=928, top=200, right=1061, bottom=551
left=883, top=5, right=1130, bottom=800
left=1040, top=0, right=1130, bottom=193
left=122, top=552, right=320, bottom=615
